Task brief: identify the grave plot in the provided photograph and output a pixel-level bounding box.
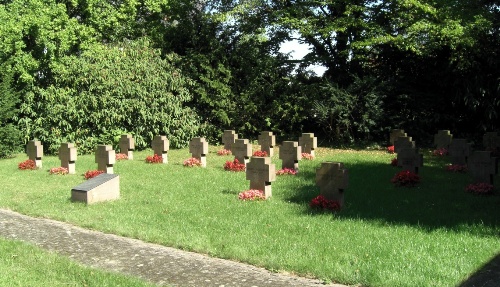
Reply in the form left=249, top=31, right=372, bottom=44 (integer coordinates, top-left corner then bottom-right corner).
left=448, top=139, right=472, bottom=165
left=394, top=136, right=415, bottom=154
left=189, top=137, right=209, bottom=167
left=71, top=173, right=120, bottom=204
left=468, top=151, right=498, bottom=185
left=397, top=148, right=423, bottom=174
left=151, top=135, right=169, bottom=164
left=119, top=134, right=135, bottom=160
left=258, top=131, right=275, bottom=157
left=27, top=140, right=43, bottom=168
left=95, top=145, right=115, bottom=173
left=222, top=130, right=238, bottom=151
left=279, top=141, right=301, bottom=170
left=299, top=133, right=317, bottom=157
left=246, top=156, right=276, bottom=198
left=232, top=139, right=252, bottom=165
left=58, top=143, right=77, bottom=174
left=315, top=162, right=348, bottom=207
left=434, top=130, right=453, bottom=150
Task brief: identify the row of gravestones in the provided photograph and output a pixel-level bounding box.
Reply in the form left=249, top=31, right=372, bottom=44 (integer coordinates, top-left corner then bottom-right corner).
left=390, top=129, right=499, bottom=185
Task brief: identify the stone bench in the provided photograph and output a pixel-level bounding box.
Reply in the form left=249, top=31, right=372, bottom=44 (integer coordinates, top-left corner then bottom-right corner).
left=71, top=174, right=120, bottom=204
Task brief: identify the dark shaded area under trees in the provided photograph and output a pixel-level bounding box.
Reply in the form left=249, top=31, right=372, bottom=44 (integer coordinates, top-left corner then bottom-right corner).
left=0, top=0, right=498, bottom=156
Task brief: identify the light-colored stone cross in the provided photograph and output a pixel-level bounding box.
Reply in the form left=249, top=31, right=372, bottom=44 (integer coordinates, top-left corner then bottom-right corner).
left=448, top=139, right=472, bottom=165
left=468, top=151, right=497, bottom=184
left=222, top=130, right=238, bottom=151
left=397, top=148, right=423, bottom=173
left=189, top=137, right=209, bottom=167
left=151, top=135, right=169, bottom=163
left=258, top=131, right=276, bottom=157
left=232, top=139, right=252, bottom=165
left=26, top=140, right=43, bottom=168
left=315, top=162, right=348, bottom=206
left=119, top=134, right=135, bottom=160
left=95, top=145, right=115, bottom=173
left=390, top=129, right=407, bottom=146
left=246, top=156, right=276, bottom=198
left=279, top=141, right=301, bottom=170
left=394, top=136, right=415, bottom=154
left=299, top=133, right=317, bottom=156
left=434, top=130, right=453, bottom=150
left=58, top=143, right=77, bottom=174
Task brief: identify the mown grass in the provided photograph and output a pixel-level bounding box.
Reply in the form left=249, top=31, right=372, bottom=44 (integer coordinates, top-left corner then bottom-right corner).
left=0, top=145, right=499, bottom=287
left=0, top=237, right=157, bottom=287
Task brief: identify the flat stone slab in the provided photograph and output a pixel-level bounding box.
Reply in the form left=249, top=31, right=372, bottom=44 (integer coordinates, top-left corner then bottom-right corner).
left=71, top=174, right=120, bottom=204
left=0, top=209, right=347, bottom=287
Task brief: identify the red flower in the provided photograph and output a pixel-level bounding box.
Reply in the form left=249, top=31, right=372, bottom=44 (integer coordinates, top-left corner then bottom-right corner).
left=310, top=195, right=341, bottom=211
left=301, top=153, right=314, bottom=160
left=445, top=164, right=467, bottom=173
left=223, top=158, right=246, bottom=172
left=432, top=148, right=448, bottom=156
left=465, top=183, right=494, bottom=195
left=253, top=150, right=268, bottom=157
left=84, top=170, right=104, bottom=180
left=183, top=157, right=202, bottom=167
left=18, top=159, right=37, bottom=170
left=391, top=170, right=420, bottom=187
left=387, top=145, right=395, bottom=154
left=115, top=153, right=128, bottom=160
left=49, top=167, right=68, bottom=175
left=276, top=168, right=297, bottom=175
left=217, top=149, right=232, bottom=156
left=145, top=154, right=163, bottom=164
left=238, top=189, right=265, bottom=201
left=390, top=158, right=398, bottom=166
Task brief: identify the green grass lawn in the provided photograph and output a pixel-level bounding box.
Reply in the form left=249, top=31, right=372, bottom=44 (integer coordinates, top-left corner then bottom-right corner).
left=0, top=237, right=157, bottom=287
left=1, top=145, right=499, bottom=287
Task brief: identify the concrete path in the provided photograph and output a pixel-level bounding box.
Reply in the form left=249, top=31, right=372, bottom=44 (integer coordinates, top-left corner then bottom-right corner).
left=0, top=209, right=348, bottom=287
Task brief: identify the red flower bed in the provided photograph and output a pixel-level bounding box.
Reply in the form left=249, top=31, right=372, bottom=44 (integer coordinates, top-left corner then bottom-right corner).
left=238, top=189, right=265, bottom=201
left=301, top=153, right=314, bottom=160
left=310, top=195, right=341, bottom=211
left=391, top=170, right=420, bottom=187
left=253, top=150, right=268, bottom=157
left=432, top=148, right=448, bottom=156
left=224, top=158, right=245, bottom=172
left=465, top=183, right=494, bottom=195
left=49, top=167, right=68, bottom=175
left=18, top=159, right=37, bottom=170
left=445, top=164, right=467, bottom=173
left=145, top=154, right=163, bottom=164
left=183, top=157, right=202, bottom=167
left=115, top=153, right=128, bottom=160
left=84, top=170, right=104, bottom=180
left=217, top=149, right=232, bottom=156
left=276, top=168, right=297, bottom=175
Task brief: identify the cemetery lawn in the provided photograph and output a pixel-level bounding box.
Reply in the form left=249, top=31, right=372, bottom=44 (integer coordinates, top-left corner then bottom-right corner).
left=0, top=237, right=157, bottom=286
left=1, top=146, right=499, bottom=287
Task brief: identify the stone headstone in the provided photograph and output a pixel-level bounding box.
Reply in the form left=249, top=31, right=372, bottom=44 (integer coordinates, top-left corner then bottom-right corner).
left=71, top=173, right=120, bottom=204
left=189, top=137, right=209, bottom=167
left=26, top=140, right=43, bottom=168
left=390, top=129, right=407, bottom=145
left=119, top=134, right=135, bottom=160
left=258, top=131, right=276, bottom=157
left=151, top=135, right=169, bottom=163
left=483, top=132, right=500, bottom=152
left=468, top=151, right=498, bottom=184
left=397, top=148, right=424, bottom=173
left=222, top=130, right=238, bottom=151
left=299, top=133, right=317, bottom=156
left=448, top=139, right=472, bottom=165
left=232, top=139, right=252, bottom=165
left=95, top=145, right=115, bottom=173
left=246, top=156, right=276, bottom=198
left=279, top=141, right=301, bottom=170
left=316, top=162, right=348, bottom=207
left=434, top=130, right=453, bottom=149
left=394, top=136, right=415, bottom=154
left=58, top=143, right=77, bottom=174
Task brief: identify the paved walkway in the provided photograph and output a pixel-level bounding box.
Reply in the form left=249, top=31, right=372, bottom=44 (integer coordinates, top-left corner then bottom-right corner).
left=0, top=209, right=348, bottom=287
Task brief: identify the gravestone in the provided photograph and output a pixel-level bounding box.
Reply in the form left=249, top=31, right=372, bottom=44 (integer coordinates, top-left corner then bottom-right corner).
left=434, top=130, right=453, bottom=150
left=299, top=133, right=317, bottom=156
left=279, top=141, right=302, bottom=170
left=222, top=130, right=238, bottom=151
left=71, top=173, right=120, bottom=204
left=58, top=143, right=77, bottom=174
left=394, top=136, right=415, bottom=154
left=258, top=131, right=276, bottom=157
left=448, top=139, right=472, bottom=165
left=119, top=134, right=135, bottom=160
left=95, top=145, right=115, bottom=173
left=483, top=132, right=500, bottom=152
left=26, top=140, right=43, bottom=168
left=189, top=137, right=209, bottom=167
left=468, top=151, right=498, bottom=184
left=315, top=162, right=348, bottom=207
left=151, top=135, right=169, bottom=163
left=232, top=139, right=252, bottom=165
left=390, top=129, right=407, bottom=145
left=397, top=148, right=424, bottom=173
left=246, top=156, right=276, bottom=198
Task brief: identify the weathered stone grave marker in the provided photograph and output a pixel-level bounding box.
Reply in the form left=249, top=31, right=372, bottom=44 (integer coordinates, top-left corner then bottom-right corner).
left=468, top=151, right=498, bottom=184
left=189, top=137, right=209, bottom=167
left=483, top=132, right=500, bottom=152
left=222, top=130, right=238, bottom=151
left=279, top=141, right=301, bottom=170
left=95, top=145, right=115, bottom=173
left=398, top=148, right=424, bottom=173
left=71, top=173, right=120, bottom=204
left=434, top=130, right=453, bottom=150
left=232, top=139, right=252, bottom=165
left=119, top=134, right=135, bottom=160
left=246, top=156, right=276, bottom=198
left=390, top=129, right=407, bottom=145
left=58, top=143, right=77, bottom=174
left=448, top=139, right=472, bottom=165
left=258, top=131, right=275, bottom=156
left=26, top=140, right=43, bottom=168
left=316, top=162, right=348, bottom=207
left=299, top=133, right=317, bottom=156
left=151, top=135, right=169, bottom=163
left=394, top=136, right=415, bottom=154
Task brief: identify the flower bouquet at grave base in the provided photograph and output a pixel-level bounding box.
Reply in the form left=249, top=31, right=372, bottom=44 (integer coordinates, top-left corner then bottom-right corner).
left=18, top=159, right=37, bottom=170
left=49, top=167, right=68, bottom=175
left=309, top=195, right=341, bottom=212
left=217, top=149, right=231, bottom=156
left=84, top=170, right=104, bottom=180
left=145, top=154, right=163, bottom=164
left=445, top=164, right=467, bottom=173
left=391, top=170, right=420, bottom=187
left=115, top=153, right=128, bottom=160
left=390, top=158, right=398, bottom=166
left=301, top=152, right=314, bottom=160
left=276, top=168, right=297, bottom=175
left=223, top=158, right=245, bottom=172
left=432, top=148, right=448, bottom=156
left=465, top=183, right=494, bottom=195
left=253, top=150, right=268, bottom=157
left=183, top=157, right=202, bottom=167
left=238, top=189, right=265, bottom=201
left=387, top=145, right=395, bottom=154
